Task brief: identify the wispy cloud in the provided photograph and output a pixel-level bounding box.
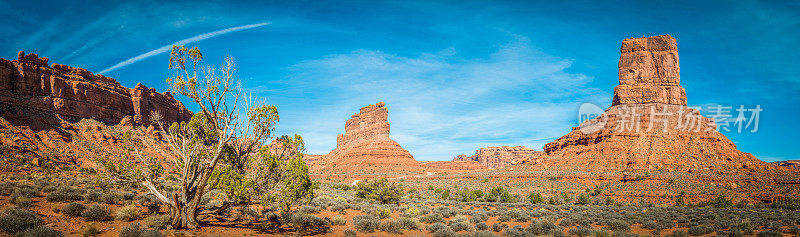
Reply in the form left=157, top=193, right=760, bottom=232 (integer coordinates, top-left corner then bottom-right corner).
left=277, top=36, right=607, bottom=160
left=98, top=22, right=270, bottom=74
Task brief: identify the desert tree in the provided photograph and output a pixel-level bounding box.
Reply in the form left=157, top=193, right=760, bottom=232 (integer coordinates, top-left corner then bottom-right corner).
left=101, top=45, right=312, bottom=229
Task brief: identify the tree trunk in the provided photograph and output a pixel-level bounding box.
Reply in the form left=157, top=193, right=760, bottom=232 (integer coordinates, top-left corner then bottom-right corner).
left=169, top=193, right=200, bottom=229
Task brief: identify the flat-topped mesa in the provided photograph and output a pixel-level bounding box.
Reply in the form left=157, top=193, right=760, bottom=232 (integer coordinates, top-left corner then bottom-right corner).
left=613, top=35, right=686, bottom=106
left=454, top=146, right=543, bottom=169
left=0, top=51, right=192, bottom=127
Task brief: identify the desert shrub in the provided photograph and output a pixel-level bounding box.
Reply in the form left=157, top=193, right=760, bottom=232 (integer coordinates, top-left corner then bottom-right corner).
left=298, top=205, right=320, bottom=214
left=353, top=215, right=380, bottom=232
left=17, top=225, right=62, bottom=237
left=602, top=219, right=630, bottom=232
left=471, top=212, right=489, bottom=223
left=466, top=230, right=498, bottom=237
left=11, top=187, right=38, bottom=201
left=331, top=215, right=347, bottom=225
left=704, top=195, right=733, bottom=208
left=641, top=220, right=658, bottom=229
left=144, top=214, right=170, bottom=229
left=427, top=222, right=451, bottom=233
left=433, top=206, right=457, bottom=218
left=46, top=187, right=84, bottom=202
left=355, top=178, right=404, bottom=204
left=404, top=207, right=420, bottom=216
left=101, top=192, right=122, bottom=205
left=449, top=221, right=474, bottom=232
left=434, top=228, right=457, bottom=237
left=569, top=227, right=599, bottom=237
left=344, top=228, right=357, bottom=237
left=379, top=219, right=404, bottom=234
left=330, top=203, right=348, bottom=214
left=119, top=222, right=163, bottom=237
left=529, top=193, right=545, bottom=204
left=576, top=195, right=591, bottom=205
left=688, top=225, right=714, bottom=236
left=475, top=222, right=489, bottom=230
left=757, top=230, right=782, bottom=237
left=84, top=190, right=103, bottom=203
left=291, top=213, right=330, bottom=234
left=504, top=226, right=527, bottom=237
left=670, top=230, right=688, bottom=237
left=0, top=207, right=42, bottom=234
left=115, top=205, right=141, bottom=221
left=398, top=217, right=419, bottom=230
left=136, top=195, right=160, bottom=214
left=12, top=196, right=33, bottom=208
left=421, top=213, right=445, bottom=223
left=81, top=223, right=100, bottom=236
left=233, top=207, right=261, bottom=223
left=121, top=192, right=136, bottom=200
left=492, top=223, right=508, bottom=232
left=82, top=204, right=111, bottom=221
left=375, top=207, right=391, bottom=219
left=61, top=202, right=86, bottom=217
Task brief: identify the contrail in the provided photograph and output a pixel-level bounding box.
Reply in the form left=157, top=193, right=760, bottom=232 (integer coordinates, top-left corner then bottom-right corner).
left=98, top=22, right=270, bottom=74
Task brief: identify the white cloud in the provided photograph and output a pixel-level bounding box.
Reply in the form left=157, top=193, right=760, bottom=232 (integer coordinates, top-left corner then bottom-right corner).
left=278, top=37, right=606, bottom=161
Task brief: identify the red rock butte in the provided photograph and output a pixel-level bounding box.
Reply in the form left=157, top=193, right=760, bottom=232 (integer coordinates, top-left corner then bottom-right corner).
left=453, top=146, right=542, bottom=169
left=317, top=102, right=420, bottom=169
left=0, top=51, right=192, bottom=128
left=539, top=35, right=769, bottom=172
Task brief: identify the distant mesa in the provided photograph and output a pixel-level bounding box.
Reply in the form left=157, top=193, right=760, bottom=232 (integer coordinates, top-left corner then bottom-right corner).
left=539, top=35, right=770, bottom=172
left=0, top=51, right=192, bottom=129
left=453, top=146, right=543, bottom=169
left=773, top=160, right=800, bottom=170
left=310, top=102, right=420, bottom=170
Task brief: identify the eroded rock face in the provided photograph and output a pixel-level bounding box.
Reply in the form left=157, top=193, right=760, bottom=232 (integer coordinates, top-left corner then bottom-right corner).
left=321, top=102, right=419, bottom=168
left=0, top=51, right=192, bottom=128
left=423, top=160, right=487, bottom=170
left=454, top=146, right=542, bottom=169
left=541, top=35, right=768, bottom=172
left=613, top=35, right=686, bottom=106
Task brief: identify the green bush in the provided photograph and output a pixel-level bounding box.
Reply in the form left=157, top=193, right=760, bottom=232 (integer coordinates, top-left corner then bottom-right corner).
left=119, top=222, right=163, bottom=237
left=398, top=217, right=420, bottom=230
left=427, top=222, right=450, bottom=233
left=375, top=207, right=391, bottom=219
left=344, top=228, right=357, bottom=237
left=475, top=222, right=489, bottom=230
left=353, top=215, right=380, bottom=232
left=576, top=195, right=591, bottom=205
left=0, top=207, right=42, bottom=234
left=144, top=214, right=170, bottom=229
left=16, top=226, right=62, bottom=237
left=331, top=215, right=347, bottom=225
left=82, top=204, right=111, bottom=221
left=61, top=202, right=86, bottom=217
left=81, top=223, right=100, bottom=236
left=486, top=186, right=516, bottom=203
left=115, top=205, right=141, bottom=221
left=420, top=213, right=445, bottom=223
left=529, top=193, right=545, bottom=204
left=354, top=178, right=404, bottom=204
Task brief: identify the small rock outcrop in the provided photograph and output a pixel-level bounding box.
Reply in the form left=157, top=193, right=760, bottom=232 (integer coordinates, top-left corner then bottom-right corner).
left=541, top=35, right=768, bottom=172
left=0, top=51, right=192, bottom=128
left=454, top=146, right=542, bottom=169
left=321, top=102, right=420, bottom=168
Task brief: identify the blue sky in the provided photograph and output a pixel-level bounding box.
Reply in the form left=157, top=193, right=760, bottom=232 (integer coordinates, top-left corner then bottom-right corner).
left=1, top=0, right=798, bottom=161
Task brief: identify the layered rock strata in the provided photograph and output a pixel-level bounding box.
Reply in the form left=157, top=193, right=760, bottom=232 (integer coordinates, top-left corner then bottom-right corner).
left=541, top=35, right=767, bottom=172
left=0, top=51, right=192, bottom=127
left=322, top=102, right=420, bottom=167
left=454, top=146, right=543, bottom=169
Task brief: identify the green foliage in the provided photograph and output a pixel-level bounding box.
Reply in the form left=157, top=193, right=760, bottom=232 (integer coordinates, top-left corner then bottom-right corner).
left=375, top=207, right=391, bottom=219
left=440, top=189, right=450, bottom=200
left=576, top=195, right=591, bottom=205
left=770, top=197, right=800, bottom=210
left=675, top=196, right=686, bottom=206
left=354, top=178, right=404, bottom=204
left=454, top=187, right=481, bottom=202
left=209, top=165, right=256, bottom=204
left=115, top=205, right=141, bottom=221
left=46, top=187, right=84, bottom=202
left=704, top=195, right=733, bottom=208
left=144, top=214, right=171, bottom=229
left=529, top=193, right=545, bottom=204
left=252, top=135, right=314, bottom=213
left=486, top=186, right=516, bottom=203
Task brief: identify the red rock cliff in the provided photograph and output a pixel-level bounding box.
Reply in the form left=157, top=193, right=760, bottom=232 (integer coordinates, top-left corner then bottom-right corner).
left=454, top=146, right=542, bottom=169
left=0, top=51, right=192, bottom=127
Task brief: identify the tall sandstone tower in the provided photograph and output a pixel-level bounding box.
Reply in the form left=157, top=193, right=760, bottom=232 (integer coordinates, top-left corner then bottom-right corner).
left=320, top=102, right=420, bottom=169
left=542, top=35, right=767, bottom=172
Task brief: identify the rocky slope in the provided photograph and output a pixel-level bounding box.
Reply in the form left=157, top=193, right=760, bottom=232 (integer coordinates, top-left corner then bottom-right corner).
left=453, top=146, right=542, bottom=169
left=773, top=160, right=800, bottom=170
left=0, top=51, right=192, bottom=129
left=310, top=102, right=420, bottom=172
left=538, top=35, right=770, bottom=172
